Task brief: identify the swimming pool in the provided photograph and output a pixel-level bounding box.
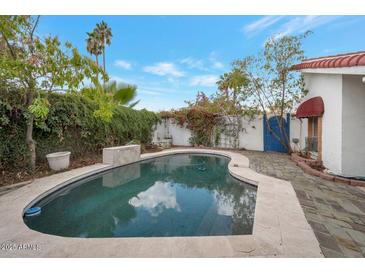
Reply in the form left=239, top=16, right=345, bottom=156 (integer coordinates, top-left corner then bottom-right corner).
left=24, top=153, right=257, bottom=238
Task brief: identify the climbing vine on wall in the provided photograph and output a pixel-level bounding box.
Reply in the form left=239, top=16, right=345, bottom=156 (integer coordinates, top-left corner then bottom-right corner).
left=161, top=107, right=220, bottom=147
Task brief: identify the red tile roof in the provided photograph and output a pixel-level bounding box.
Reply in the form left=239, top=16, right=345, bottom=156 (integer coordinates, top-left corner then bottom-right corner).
left=293, top=51, right=365, bottom=70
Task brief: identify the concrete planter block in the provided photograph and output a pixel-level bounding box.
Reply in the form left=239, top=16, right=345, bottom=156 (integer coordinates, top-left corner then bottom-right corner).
left=46, top=151, right=71, bottom=171
left=103, top=145, right=141, bottom=166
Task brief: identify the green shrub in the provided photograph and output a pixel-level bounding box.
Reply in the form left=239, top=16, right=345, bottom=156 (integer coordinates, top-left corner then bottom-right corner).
left=0, top=91, right=159, bottom=169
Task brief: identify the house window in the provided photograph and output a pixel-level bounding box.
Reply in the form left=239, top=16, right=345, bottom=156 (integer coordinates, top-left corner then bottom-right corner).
left=310, top=117, right=318, bottom=137
left=307, top=117, right=318, bottom=152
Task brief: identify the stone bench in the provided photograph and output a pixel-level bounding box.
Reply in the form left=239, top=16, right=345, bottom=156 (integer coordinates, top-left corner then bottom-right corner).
left=102, top=145, right=141, bottom=166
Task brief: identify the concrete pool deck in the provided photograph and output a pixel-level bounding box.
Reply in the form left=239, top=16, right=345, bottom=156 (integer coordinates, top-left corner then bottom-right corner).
left=0, top=148, right=323, bottom=257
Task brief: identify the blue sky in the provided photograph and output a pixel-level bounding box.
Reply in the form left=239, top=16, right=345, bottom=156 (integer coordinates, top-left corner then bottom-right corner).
left=38, top=15, right=365, bottom=111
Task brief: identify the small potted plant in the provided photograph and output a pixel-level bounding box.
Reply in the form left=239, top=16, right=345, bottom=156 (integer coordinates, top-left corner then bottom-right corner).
left=46, top=151, right=71, bottom=171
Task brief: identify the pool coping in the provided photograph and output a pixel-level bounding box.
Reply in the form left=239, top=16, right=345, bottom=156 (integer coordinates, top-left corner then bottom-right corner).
left=0, top=148, right=323, bottom=257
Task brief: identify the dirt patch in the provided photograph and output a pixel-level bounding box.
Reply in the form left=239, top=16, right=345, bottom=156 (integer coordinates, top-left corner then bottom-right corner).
left=0, top=154, right=102, bottom=187
left=0, top=147, right=165, bottom=187
left=143, top=145, right=164, bottom=154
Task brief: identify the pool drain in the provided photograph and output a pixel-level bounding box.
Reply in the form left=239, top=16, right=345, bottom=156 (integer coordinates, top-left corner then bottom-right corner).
left=24, top=207, right=41, bottom=217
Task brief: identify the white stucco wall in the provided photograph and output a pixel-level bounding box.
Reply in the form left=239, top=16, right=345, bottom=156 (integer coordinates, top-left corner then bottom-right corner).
left=290, top=116, right=308, bottom=152
left=152, top=119, right=169, bottom=142
left=168, top=121, right=192, bottom=146
left=341, top=75, right=365, bottom=177
left=303, top=73, right=343, bottom=175
left=152, top=119, right=192, bottom=146
left=238, top=116, right=263, bottom=151
left=153, top=115, right=304, bottom=152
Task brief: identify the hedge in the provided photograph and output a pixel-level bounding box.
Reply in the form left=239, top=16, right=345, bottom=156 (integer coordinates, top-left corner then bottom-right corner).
left=0, top=92, right=160, bottom=169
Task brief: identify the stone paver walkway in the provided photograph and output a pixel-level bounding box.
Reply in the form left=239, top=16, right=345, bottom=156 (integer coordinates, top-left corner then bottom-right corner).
left=240, top=150, right=365, bottom=258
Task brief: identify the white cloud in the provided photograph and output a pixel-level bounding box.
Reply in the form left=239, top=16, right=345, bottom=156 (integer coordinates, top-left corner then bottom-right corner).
left=209, top=51, right=225, bottom=70
left=212, top=61, right=224, bottom=69
left=167, top=77, right=177, bottom=84
left=243, top=16, right=341, bottom=39
left=180, top=57, right=205, bottom=70
left=327, top=16, right=365, bottom=31
left=137, top=85, right=175, bottom=96
left=143, top=62, right=185, bottom=77
left=135, top=97, right=185, bottom=112
left=273, top=16, right=341, bottom=39
left=243, top=16, right=283, bottom=35
left=190, top=74, right=218, bottom=87
left=179, top=54, right=225, bottom=72
left=138, top=89, right=163, bottom=96
left=110, top=75, right=129, bottom=83
left=114, top=59, right=132, bottom=70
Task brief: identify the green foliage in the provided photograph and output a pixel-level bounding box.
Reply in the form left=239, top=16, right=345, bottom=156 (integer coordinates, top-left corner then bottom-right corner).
left=216, top=67, right=249, bottom=109
left=81, top=81, right=139, bottom=123
left=161, top=92, right=222, bottom=146
left=28, top=97, right=50, bottom=127
left=0, top=16, right=103, bottom=94
left=185, top=108, right=218, bottom=146
left=0, top=91, right=159, bottom=169
left=161, top=90, right=259, bottom=147
left=161, top=107, right=218, bottom=147
left=112, top=84, right=137, bottom=105
left=0, top=16, right=107, bottom=169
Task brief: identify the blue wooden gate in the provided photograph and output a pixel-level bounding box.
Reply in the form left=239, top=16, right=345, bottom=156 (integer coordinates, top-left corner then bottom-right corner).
left=263, top=114, right=290, bottom=153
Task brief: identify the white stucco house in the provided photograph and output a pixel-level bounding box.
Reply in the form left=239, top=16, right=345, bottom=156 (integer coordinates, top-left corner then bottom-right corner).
left=294, top=51, right=365, bottom=178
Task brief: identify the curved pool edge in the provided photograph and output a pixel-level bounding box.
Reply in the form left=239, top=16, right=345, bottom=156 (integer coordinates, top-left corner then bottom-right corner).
left=0, top=148, right=323, bottom=258
left=22, top=148, right=255, bottom=214
left=141, top=148, right=258, bottom=186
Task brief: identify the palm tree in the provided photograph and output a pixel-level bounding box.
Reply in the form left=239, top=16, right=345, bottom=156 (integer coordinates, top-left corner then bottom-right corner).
left=217, top=69, right=248, bottom=107
left=101, top=81, right=139, bottom=108
left=81, top=80, right=139, bottom=122
left=228, top=68, right=248, bottom=106
left=217, top=73, right=230, bottom=102
left=95, top=21, right=112, bottom=75
left=86, top=31, right=102, bottom=68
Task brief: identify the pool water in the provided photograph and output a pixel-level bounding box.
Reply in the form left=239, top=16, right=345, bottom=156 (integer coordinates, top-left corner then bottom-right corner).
left=24, top=154, right=257, bottom=238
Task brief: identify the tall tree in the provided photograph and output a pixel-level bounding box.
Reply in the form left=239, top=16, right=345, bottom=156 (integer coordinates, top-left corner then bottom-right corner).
left=217, top=73, right=230, bottom=102
left=86, top=30, right=102, bottom=68
left=217, top=68, right=248, bottom=109
left=0, top=15, right=103, bottom=170
left=233, top=32, right=310, bottom=153
left=95, top=21, right=112, bottom=75
left=216, top=67, right=249, bottom=148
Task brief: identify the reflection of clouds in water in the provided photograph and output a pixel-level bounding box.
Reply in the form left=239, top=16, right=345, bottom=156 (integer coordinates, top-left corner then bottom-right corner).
left=213, top=189, right=257, bottom=218
left=213, top=191, right=234, bottom=216
left=129, top=181, right=180, bottom=216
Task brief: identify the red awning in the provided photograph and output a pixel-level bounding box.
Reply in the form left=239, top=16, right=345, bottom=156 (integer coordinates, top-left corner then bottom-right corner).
left=296, top=96, right=324, bottom=118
